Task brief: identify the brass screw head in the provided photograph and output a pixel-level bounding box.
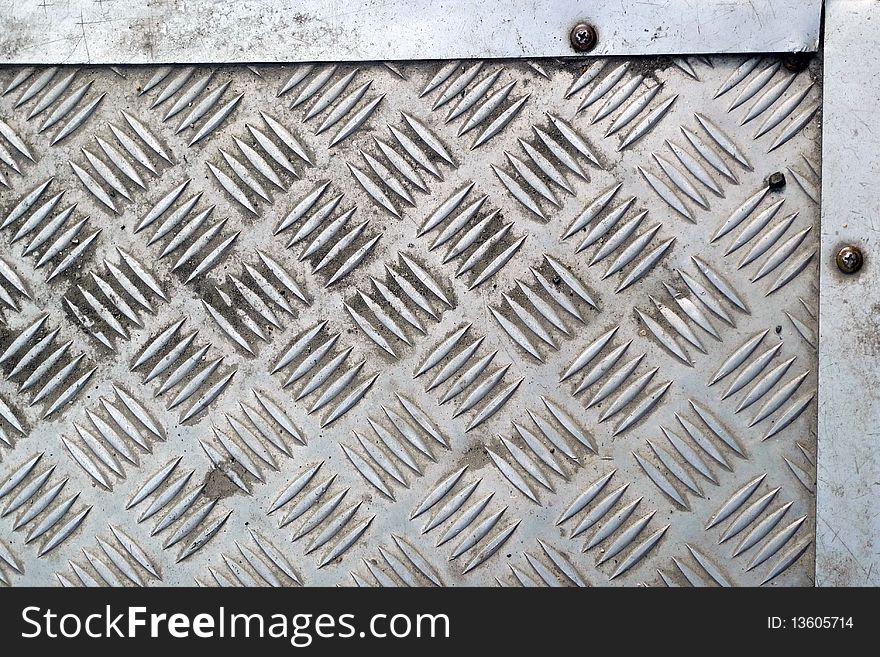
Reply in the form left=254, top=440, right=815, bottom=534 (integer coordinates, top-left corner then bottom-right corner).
left=836, top=245, right=864, bottom=274
left=570, top=23, right=598, bottom=52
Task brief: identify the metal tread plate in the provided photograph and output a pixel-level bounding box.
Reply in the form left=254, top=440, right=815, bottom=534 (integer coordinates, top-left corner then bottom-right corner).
left=0, top=55, right=821, bottom=587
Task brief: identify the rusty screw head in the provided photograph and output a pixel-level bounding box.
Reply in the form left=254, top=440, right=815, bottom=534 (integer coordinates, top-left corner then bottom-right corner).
left=836, top=245, right=864, bottom=274
left=768, top=172, right=786, bottom=190
left=570, top=23, right=598, bottom=52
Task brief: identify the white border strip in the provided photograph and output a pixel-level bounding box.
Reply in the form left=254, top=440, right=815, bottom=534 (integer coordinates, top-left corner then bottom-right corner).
left=0, top=0, right=821, bottom=65
left=817, top=0, right=880, bottom=586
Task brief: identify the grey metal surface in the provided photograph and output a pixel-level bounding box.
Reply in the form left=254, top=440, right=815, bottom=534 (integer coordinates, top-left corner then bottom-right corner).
left=817, top=0, right=880, bottom=587
left=0, top=55, right=821, bottom=587
left=0, top=0, right=822, bottom=64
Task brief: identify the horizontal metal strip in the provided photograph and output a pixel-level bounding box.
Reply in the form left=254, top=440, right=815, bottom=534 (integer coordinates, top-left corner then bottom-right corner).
left=0, top=0, right=821, bottom=64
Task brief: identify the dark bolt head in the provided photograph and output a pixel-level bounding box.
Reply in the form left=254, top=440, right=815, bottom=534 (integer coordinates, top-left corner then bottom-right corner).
left=782, top=52, right=811, bottom=72
left=570, top=23, right=598, bottom=52
left=836, top=245, right=864, bottom=274
left=768, top=172, right=786, bottom=190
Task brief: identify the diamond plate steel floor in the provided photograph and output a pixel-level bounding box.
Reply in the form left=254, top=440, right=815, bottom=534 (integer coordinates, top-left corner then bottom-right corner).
left=0, top=56, right=820, bottom=587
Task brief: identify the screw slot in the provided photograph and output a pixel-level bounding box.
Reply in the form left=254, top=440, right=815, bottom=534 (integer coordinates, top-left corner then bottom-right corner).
left=836, top=245, right=864, bottom=274
left=570, top=23, right=598, bottom=52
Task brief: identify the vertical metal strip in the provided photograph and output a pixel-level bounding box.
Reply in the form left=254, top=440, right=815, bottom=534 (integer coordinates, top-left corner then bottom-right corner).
left=817, top=0, right=880, bottom=586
